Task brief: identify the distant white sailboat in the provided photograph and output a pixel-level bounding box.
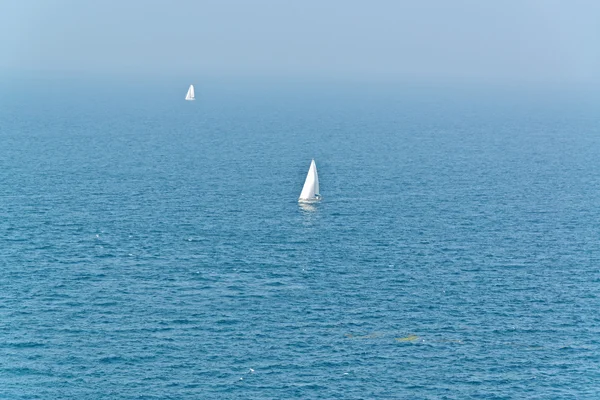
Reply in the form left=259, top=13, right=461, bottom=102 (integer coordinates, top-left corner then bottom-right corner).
left=185, top=85, right=195, bottom=101
left=298, top=159, right=321, bottom=203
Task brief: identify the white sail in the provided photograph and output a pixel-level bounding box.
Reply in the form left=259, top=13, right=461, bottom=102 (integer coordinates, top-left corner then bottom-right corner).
left=298, top=159, right=321, bottom=202
left=185, top=84, right=195, bottom=101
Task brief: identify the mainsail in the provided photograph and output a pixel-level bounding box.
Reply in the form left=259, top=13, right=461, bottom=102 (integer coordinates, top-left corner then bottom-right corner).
left=298, top=159, right=321, bottom=202
left=185, top=85, right=195, bottom=101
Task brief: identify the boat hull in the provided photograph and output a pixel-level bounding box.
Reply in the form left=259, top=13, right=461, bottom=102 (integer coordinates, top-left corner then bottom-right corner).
left=298, top=195, right=322, bottom=204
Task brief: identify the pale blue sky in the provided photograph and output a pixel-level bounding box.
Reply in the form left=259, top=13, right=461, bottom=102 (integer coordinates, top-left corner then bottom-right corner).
left=1, top=0, right=599, bottom=84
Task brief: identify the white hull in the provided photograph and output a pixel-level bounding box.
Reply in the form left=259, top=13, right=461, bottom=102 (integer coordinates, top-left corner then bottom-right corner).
left=298, top=195, right=321, bottom=204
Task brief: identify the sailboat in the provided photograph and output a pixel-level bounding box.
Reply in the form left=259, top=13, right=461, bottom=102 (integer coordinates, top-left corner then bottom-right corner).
left=185, top=84, right=195, bottom=101
left=298, top=159, right=321, bottom=203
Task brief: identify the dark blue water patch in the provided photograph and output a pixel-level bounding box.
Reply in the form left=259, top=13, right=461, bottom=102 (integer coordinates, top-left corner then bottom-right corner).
left=1, top=82, right=600, bottom=398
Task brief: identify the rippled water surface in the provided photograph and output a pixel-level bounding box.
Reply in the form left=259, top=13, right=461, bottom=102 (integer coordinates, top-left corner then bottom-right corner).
left=1, top=79, right=599, bottom=398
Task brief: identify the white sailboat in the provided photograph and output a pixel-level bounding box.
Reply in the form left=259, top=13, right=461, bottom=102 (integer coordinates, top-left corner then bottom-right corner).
left=298, top=159, right=321, bottom=203
left=185, top=85, right=195, bottom=101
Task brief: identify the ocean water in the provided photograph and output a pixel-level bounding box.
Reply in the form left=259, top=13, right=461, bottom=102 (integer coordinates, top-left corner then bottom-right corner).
left=1, top=78, right=599, bottom=399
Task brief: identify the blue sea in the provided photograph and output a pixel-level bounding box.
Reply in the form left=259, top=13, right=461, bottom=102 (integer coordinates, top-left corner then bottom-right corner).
left=1, top=77, right=599, bottom=399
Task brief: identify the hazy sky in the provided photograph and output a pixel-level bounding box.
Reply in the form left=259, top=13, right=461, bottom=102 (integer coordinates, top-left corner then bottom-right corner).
left=1, top=0, right=599, bottom=84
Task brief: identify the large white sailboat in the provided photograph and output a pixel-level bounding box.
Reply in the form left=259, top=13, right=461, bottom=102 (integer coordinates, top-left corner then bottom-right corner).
left=185, top=85, right=195, bottom=101
left=298, top=159, right=321, bottom=203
